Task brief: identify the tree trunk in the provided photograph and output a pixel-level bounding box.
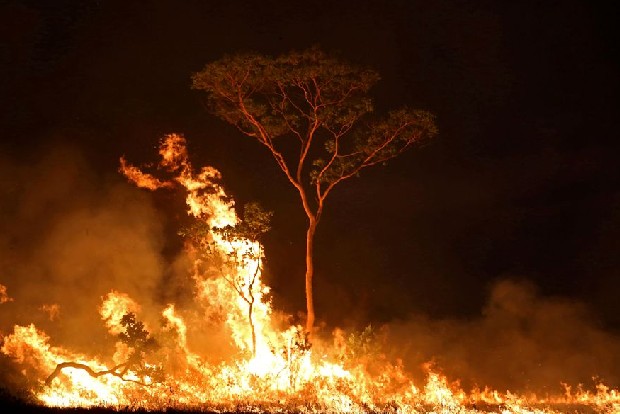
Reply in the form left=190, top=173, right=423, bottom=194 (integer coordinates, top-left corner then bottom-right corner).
left=248, top=301, right=256, bottom=356
left=305, top=219, right=317, bottom=334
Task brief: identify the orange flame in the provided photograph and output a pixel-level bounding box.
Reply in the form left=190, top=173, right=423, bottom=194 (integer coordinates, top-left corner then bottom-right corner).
left=1, top=133, right=619, bottom=413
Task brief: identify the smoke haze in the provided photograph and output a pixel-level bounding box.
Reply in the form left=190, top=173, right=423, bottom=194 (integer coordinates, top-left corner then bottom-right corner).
left=0, top=145, right=166, bottom=354
left=1, top=144, right=619, bottom=397
left=386, top=278, right=620, bottom=392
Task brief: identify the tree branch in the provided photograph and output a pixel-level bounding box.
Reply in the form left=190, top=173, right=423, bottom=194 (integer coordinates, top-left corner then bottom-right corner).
left=45, top=361, right=151, bottom=387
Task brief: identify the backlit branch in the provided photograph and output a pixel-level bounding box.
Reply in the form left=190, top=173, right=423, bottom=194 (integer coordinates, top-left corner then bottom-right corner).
left=192, top=47, right=437, bottom=332
left=45, top=362, right=150, bottom=387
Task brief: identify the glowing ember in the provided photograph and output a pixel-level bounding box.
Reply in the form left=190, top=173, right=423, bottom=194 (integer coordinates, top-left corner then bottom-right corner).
left=1, top=133, right=618, bottom=413
left=39, top=304, right=61, bottom=321
left=0, top=283, right=13, bottom=304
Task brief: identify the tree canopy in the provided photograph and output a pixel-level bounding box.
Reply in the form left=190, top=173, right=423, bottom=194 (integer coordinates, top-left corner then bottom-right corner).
left=192, top=47, right=437, bottom=333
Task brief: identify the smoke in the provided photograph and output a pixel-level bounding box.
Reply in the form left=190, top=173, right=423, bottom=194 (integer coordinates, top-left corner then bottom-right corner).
left=385, top=278, right=620, bottom=392
left=2, top=143, right=619, bottom=399
left=0, top=145, right=167, bottom=355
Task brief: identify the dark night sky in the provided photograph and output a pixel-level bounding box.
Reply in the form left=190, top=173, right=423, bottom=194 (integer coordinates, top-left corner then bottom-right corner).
left=1, top=0, right=619, bottom=331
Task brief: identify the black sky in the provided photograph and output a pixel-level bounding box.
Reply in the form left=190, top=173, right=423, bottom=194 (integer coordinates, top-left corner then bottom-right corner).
left=1, top=0, right=619, bottom=331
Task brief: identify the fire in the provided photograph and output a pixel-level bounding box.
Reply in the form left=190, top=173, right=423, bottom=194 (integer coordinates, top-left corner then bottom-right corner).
left=100, top=291, right=141, bottom=336
left=1, top=133, right=619, bottom=413
left=0, top=283, right=13, bottom=304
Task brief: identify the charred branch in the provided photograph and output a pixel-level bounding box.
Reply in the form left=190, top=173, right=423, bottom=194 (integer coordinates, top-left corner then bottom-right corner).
left=45, top=361, right=150, bottom=387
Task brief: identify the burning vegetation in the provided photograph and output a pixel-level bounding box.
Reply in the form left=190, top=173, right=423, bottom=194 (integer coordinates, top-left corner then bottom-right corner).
left=0, top=135, right=619, bottom=413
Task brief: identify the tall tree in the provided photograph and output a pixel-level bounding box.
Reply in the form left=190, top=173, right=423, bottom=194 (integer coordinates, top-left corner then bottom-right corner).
left=192, top=47, right=437, bottom=333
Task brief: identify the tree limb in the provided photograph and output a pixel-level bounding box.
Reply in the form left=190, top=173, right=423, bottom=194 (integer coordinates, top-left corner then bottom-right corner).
left=45, top=361, right=151, bottom=387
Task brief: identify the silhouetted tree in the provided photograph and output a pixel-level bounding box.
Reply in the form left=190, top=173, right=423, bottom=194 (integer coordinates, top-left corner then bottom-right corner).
left=192, top=47, right=437, bottom=333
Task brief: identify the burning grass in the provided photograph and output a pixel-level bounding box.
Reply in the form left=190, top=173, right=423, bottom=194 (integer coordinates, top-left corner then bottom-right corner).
left=3, top=381, right=614, bottom=414
left=1, top=134, right=619, bottom=414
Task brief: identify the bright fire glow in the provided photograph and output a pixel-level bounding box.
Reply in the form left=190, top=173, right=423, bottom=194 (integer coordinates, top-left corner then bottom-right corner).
left=1, top=133, right=618, bottom=413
